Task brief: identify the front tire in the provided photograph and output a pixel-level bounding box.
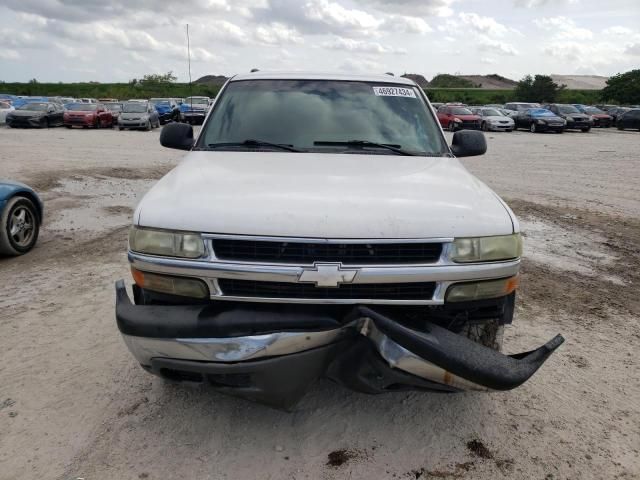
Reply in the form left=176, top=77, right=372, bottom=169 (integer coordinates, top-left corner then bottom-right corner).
left=0, top=196, right=40, bottom=256
left=617, top=123, right=624, bottom=130
left=448, top=122, right=456, bottom=132
left=581, top=127, right=591, bottom=132
left=41, top=118, right=49, bottom=129
left=481, top=121, right=488, bottom=131
left=530, top=122, right=537, bottom=133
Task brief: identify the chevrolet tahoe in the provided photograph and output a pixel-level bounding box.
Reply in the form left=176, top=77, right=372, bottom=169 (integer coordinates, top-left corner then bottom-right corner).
left=115, top=72, right=563, bottom=409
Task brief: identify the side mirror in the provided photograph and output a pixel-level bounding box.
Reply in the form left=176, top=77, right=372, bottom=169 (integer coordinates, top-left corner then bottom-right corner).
left=160, top=122, right=194, bottom=150
left=450, top=130, right=487, bottom=158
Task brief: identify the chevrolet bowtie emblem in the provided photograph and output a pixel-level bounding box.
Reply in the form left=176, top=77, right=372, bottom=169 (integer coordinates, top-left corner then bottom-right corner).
left=298, top=263, right=358, bottom=288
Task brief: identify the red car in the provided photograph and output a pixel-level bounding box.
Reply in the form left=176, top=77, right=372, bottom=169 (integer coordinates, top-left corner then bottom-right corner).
left=64, top=103, right=113, bottom=128
left=436, top=105, right=481, bottom=131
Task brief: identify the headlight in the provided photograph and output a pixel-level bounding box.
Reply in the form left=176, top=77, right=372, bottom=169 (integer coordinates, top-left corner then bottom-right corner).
left=129, top=227, right=205, bottom=258
left=131, top=268, right=209, bottom=298
left=446, top=276, right=519, bottom=302
left=450, top=234, right=522, bottom=263
left=536, top=119, right=546, bottom=124
left=86, top=114, right=93, bottom=119
left=453, top=117, right=462, bottom=123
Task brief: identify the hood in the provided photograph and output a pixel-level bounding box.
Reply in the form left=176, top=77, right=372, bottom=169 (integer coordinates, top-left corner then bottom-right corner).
left=592, top=114, right=611, bottom=119
left=120, top=112, right=148, bottom=119
left=559, top=112, right=588, bottom=120
left=154, top=104, right=172, bottom=113
left=485, top=115, right=513, bottom=122
left=532, top=113, right=563, bottom=121
left=9, top=110, right=44, bottom=118
left=67, top=110, right=95, bottom=116
left=135, top=152, right=514, bottom=239
left=452, top=114, right=479, bottom=120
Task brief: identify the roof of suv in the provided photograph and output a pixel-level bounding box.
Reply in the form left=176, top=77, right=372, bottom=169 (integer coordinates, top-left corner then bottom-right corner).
left=231, top=71, right=416, bottom=85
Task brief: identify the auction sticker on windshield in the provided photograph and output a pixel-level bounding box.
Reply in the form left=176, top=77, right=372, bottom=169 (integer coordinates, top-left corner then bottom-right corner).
left=372, top=86, right=416, bottom=98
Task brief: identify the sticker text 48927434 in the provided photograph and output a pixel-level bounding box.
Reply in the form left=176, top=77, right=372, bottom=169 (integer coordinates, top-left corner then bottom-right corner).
left=372, top=86, right=417, bottom=98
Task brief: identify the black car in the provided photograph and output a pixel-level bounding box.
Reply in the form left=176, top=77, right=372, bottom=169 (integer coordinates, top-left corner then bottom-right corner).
left=514, top=108, right=565, bottom=133
left=543, top=104, right=591, bottom=132
left=616, top=109, right=640, bottom=131
left=608, top=107, right=631, bottom=125
left=5, top=102, right=65, bottom=128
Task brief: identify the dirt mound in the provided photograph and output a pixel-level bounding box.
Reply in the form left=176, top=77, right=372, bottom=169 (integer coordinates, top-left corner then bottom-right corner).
left=549, top=75, right=608, bottom=90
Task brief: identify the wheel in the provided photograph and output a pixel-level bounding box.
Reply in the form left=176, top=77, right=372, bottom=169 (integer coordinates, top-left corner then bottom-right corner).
left=119, top=127, right=124, bottom=131
left=617, top=123, right=624, bottom=130
left=530, top=122, right=537, bottom=133
left=0, top=196, right=40, bottom=256
left=507, top=129, right=513, bottom=132
left=481, top=121, right=488, bottom=131
left=145, top=120, right=151, bottom=131
left=65, top=125, right=72, bottom=129
left=95, top=119, right=100, bottom=129
left=557, top=129, right=564, bottom=134
left=155, top=119, right=161, bottom=128
left=41, top=118, right=49, bottom=129
left=448, top=122, right=456, bottom=132
left=460, top=320, right=504, bottom=351
left=581, top=127, right=591, bottom=132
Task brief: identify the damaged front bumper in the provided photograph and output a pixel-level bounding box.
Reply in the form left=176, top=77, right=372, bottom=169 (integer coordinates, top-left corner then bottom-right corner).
left=115, top=280, right=564, bottom=409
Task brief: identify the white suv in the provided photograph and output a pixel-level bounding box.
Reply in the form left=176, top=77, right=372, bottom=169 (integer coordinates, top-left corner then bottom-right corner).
left=115, top=72, right=563, bottom=409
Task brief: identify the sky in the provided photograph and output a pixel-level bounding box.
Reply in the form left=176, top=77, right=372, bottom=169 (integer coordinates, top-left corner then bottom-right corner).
left=0, top=0, right=639, bottom=83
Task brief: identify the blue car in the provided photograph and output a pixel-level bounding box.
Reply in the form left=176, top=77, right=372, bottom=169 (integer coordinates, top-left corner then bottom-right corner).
left=0, top=181, right=43, bottom=256
left=149, top=98, right=180, bottom=124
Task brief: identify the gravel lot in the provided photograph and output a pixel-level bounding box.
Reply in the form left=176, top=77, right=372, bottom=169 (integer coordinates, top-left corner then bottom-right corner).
left=1, top=126, right=639, bottom=480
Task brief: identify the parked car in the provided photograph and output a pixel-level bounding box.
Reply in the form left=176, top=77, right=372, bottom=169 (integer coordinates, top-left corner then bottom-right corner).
left=471, top=107, right=514, bottom=132
left=180, top=96, right=210, bottom=124
left=64, top=103, right=113, bottom=128
left=118, top=102, right=160, bottom=131
left=98, top=98, right=119, bottom=102
left=115, top=72, right=564, bottom=409
left=616, top=109, right=640, bottom=131
left=543, top=104, right=591, bottom=132
left=103, top=102, right=123, bottom=123
left=573, top=105, right=612, bottom=127
left=514, top=108, right=565, bottom=133
left=0, top=101, right=14, bottom=124
left=430, top=102, right=444, bottom=110
left=503, top=102, right=540, bottom=118
left=5, top=102, right=65, bottom=128
left=0, top=180, right=43, bottom=256
left=594, top=104, right=617, bottom=112
left=436, top=105, right=481, bottom=131
left=150, top=98, right=181, bottom=124
left=607, top=107, right=631, bottom=125
left=79, top=98, right=97, bottom=104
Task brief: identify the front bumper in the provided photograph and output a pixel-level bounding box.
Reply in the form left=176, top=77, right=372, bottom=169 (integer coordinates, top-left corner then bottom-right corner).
left=487, top=123, right=514, bottom=131
left=6, top=117, right=43, bottom=127
left=182, top=112, right=206, bottom=123
left=115, top=280, right=564, bottom=409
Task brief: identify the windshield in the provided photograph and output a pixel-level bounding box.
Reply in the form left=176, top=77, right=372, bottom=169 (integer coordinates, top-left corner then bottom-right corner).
left=104, top=103, right=122, bottom=111
left=18, top=103, right=48, bottom=111
left=529, top=109, right=555, bottom=116
left=558, top=105, right=580, bottom=114
left=149, top=98, right=168, bottom=103
left=584, top=107, right=603, bottom=114
left=67, top=104, right=97, bottom=111
left=122, top=103, right=148, bottom=113
left=450, top=107, right=473, bottom=115
left=199, top=80, right=447, bottom=155
left=481, top=108, right=503, bottom=116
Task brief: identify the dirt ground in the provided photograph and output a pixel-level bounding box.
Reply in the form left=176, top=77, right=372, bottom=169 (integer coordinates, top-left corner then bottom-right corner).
left=0, top=126, right=639, bottom=480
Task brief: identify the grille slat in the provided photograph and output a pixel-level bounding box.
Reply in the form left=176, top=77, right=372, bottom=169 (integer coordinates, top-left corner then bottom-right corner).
left=212, top=239, right=443, bottom=265
left=218, top=279, right=436, bottom=300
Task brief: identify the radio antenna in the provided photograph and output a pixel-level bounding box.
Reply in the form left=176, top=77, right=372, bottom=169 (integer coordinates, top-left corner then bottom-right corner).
left=186, top=24, right=192, bottom=111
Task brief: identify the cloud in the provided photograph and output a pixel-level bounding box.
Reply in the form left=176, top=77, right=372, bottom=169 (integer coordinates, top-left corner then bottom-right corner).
left=338, top=57, right=386, bottom=73
left=352, top=0, right=455, bottom=17
left=384, top=15, right=432, bottom=34
left=458, top=12, right=509, bottom=37
left=0, top=49, right=20, bottom=60
left=515, top=0, right=579, bottom=7
left=626, top=43, right=640, bottom=56
left=602, top=26, right=633, bottom=36
left=322, top=37, right=406, bottom=54
left=254, top=23, right=303, bottom=44
left=534, top=16, right=593, bottom=39
left=476, top=36, right=519, bottom=55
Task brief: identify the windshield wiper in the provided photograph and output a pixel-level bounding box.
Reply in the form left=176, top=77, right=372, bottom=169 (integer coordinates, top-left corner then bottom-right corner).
left=207, top=139, right=303, bottom=152
left=314, top=140, right=416, bottom=156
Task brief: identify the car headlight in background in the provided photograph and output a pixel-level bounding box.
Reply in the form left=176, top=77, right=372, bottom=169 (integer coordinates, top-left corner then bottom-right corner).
left=453, top=117, right=462, bottom=123
left=536, top=119, right=546, bottom=124
left=129, top=227, right=205, bottom=258
left=446, top=276, right=519, bottom=302
left=451, top=234, right=522, bottom=263
left=86, top=114, right=93, bottom=119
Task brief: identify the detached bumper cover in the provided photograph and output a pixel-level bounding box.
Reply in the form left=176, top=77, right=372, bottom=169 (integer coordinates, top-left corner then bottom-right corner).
left=115, top=281, right=564, bottom=408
